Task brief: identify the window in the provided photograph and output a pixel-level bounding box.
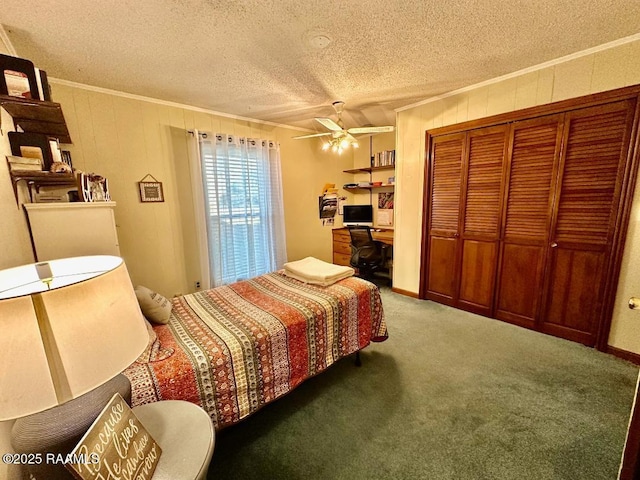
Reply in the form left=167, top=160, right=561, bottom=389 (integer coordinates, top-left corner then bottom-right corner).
left=197, top=133, right=287, bottom=286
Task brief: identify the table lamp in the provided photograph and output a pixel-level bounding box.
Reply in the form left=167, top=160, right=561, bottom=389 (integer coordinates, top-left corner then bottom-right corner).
left=0, top=255, right=148, bottom=421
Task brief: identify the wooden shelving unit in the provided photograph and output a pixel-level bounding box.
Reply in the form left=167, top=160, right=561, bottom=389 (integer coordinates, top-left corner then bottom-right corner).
left=343, top=165, right=395, bottom=191
left=343, top=183, right=394, bottom=192
left=343, top=165, right=395, bottom=174
left=0, top=95, right=71, bottom=143
left=9, top=170, right=76, bottom=205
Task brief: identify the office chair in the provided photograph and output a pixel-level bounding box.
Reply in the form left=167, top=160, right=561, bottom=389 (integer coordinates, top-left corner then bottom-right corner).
left=348, top=226, right=390, bottom=281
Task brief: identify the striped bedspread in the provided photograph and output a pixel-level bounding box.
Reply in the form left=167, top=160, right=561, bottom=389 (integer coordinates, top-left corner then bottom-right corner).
left=124, top=271, right=387, bottom=430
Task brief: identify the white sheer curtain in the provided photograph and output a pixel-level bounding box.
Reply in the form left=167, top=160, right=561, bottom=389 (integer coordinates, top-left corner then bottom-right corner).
left=197, top=132, right=287, bottom=287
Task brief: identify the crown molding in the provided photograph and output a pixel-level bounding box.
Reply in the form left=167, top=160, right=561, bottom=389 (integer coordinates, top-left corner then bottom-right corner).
left=0, top=24, right=18, bottom=57
left=396, top=32, right=640, bottom=113
left=48, top=77, right=312, bottom=133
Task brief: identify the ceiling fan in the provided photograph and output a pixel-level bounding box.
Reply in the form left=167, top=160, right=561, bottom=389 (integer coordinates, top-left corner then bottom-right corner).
left=293, top=101, right=394, bottom=154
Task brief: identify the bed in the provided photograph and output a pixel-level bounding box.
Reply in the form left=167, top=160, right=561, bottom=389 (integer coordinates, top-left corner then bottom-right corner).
left=124, top=270, right=388, bottom=430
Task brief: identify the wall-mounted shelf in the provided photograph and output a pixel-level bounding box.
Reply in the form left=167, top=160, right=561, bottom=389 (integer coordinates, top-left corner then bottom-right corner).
left=344, top=183, right=395, bottom=191
left=0, top=95, right=71, bottom=143
left=343, top=165, right=395, bottom=174
left=10, top=170, right=76, bottom=205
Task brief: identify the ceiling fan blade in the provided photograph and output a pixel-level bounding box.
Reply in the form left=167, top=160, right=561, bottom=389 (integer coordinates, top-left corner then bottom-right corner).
left=292, top=132, right=332, bottom=139
left=315, top=117, right=343, bottom=132
left=347, top=126, right=395, bottom=134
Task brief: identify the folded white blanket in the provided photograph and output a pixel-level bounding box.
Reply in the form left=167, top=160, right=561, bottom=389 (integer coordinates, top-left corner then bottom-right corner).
left=283, top=257, right=354, bottom=286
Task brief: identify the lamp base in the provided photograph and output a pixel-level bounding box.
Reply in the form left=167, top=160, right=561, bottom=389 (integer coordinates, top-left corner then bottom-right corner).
left=11, top=374, right=131, bottom=480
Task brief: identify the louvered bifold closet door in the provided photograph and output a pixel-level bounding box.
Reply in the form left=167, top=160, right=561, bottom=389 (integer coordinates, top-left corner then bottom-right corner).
left=541, top=99, right=637, bottom=346
left=494, top=116, right=563, bottom=328
left=425, top=133, right=465, bottom=305
left=457, top=126, right=508, bottom=316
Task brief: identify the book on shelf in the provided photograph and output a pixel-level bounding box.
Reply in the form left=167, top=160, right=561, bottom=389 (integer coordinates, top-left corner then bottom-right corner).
left=7, top=155, right=43, bottom=171
left=371, top=150, right=396, bottom=168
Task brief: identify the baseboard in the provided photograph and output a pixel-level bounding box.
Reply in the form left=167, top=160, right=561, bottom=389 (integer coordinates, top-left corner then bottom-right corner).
left=606, top=345, right=640, bottom=365
left=391, top=287, right=419, bottom=298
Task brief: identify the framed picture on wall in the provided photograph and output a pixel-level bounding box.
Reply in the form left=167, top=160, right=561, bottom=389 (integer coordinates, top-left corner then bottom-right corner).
left=138, top=174, right=164, bottom=202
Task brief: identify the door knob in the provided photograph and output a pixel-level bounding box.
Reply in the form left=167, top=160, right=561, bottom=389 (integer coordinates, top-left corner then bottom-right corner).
left=550, top=242, right=558, bottom=248
left=629, top=297, right=640, bottom=310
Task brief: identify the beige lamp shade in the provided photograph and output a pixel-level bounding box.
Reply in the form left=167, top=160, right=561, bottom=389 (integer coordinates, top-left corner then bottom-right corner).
left=0, top=256, right=148, bottom=421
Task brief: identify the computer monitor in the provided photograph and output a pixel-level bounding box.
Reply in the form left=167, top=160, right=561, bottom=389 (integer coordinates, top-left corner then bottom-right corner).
left=343, top=204, right=373, bottom=226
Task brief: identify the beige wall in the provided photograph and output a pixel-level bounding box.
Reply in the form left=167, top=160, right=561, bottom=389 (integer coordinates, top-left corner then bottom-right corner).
left=0, top=109, right=35, bottom=269
left=0, top=27, right=22, bottom=480
left=0, top=83, right=350, bottom=477
left=1, top=83, right=351, bottom=298
left=348, top=132, right=396, bottom=228
left=0, top=81, right=350, bottom=478
left=394, top=37, right=640, bottom=352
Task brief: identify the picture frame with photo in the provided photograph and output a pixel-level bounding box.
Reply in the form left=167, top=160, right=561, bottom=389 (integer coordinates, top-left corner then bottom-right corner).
left=378, top=192, right=394, bottom=210
left=0, top=54, right=39, bottom=99
left=8, top=132, right=52, bottom=171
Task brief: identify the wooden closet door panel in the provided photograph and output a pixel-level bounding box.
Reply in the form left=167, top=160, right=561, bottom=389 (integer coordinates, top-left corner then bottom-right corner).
left=544, top=249, right=605, bottom=343
left=425, top=134, right=465, bottom=304
left=458, top=240, right=498, bottom=313
left=541, top=99, right=636, bottom=345
left=458, top=126, right=508, bottom=315
left=495, top=244, right=546, bottom=327
left=495, top=117, right=563, bottom=327
left=429, top=134, right=465, bottom=234
left=462, top=127, right=506, bottom=237
left=427, top=237, right=458, bottom=304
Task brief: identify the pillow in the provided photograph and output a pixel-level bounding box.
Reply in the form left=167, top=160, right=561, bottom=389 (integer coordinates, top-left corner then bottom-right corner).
left=137, top=319, right=174, bottom=363
left=135, top=285, right=172, bottom=324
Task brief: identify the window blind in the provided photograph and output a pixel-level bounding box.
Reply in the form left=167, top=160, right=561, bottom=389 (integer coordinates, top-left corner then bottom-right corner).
left=199, top=134, right=287, bottom=286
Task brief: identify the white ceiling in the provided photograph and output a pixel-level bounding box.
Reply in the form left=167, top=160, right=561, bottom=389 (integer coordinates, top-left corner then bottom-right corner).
left=2, top=1, right=640, bottom=132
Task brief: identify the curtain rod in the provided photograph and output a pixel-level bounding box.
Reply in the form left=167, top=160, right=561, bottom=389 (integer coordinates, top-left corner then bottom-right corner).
left=187, top=130, right=208, bottom=138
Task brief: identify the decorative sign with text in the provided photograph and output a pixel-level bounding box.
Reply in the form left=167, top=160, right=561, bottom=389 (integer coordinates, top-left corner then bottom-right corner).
left=65, top=393, right=162, bottom=480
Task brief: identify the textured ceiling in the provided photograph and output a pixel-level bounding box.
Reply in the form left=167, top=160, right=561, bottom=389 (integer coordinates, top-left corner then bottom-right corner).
left=2, top=1, right=640, bottom=131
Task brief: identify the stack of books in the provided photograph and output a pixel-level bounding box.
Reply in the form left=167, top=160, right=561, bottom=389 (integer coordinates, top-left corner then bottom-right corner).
left=7, top=155, right=43, bottom=172
left=371, top=150, right=396, bottom=167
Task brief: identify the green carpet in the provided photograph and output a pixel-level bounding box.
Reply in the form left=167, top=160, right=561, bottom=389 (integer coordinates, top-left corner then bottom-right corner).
left=208, top=288, right=638, bottom=479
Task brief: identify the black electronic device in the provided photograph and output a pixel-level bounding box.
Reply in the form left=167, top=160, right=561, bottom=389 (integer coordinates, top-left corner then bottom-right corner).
left=343, top=204, right=373, bottom=226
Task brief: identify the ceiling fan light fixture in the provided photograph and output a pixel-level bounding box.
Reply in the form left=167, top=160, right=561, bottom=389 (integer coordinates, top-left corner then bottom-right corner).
left=322, top=133, right=358, bottom=154
left=295, top=101, right=393, bottom=155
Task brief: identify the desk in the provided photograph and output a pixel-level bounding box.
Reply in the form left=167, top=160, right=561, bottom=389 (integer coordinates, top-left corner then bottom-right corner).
left=332, top=227, right=394, bottom=267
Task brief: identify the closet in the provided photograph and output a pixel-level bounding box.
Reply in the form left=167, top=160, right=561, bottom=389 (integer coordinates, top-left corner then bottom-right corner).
left=421, top=86, right=640, bottom=348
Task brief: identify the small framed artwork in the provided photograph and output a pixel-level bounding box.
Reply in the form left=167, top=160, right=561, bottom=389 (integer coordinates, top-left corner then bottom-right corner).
left=138, top=174, right=164, bottom=203
left=378, top=192, right=394, bottom=210
left=0, top=54, right=39, bottom=99
left=60, top=150, right=73, bottom=169
left=377, top=209, right=393, bottom=227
